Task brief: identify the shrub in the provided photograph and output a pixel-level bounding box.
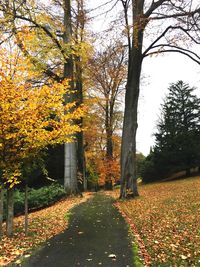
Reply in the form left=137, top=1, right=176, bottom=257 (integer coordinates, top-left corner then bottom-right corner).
left=28, top=183, right=66, bottom=210
left=3, top=183, right=66, bottom=218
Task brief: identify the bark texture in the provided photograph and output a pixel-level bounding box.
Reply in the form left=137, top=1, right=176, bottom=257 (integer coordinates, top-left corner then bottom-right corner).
left=64, top=142, right=78, bottom=193
left=74, top=0, right=87, bottom=191
left=77, top=129, right=86, bottom=191
left=25, top=184, right=28, bottom=236
left=105, top=100, right=114, bottom=190
left=6, top=188, right=14, bottom=237
left=0, top=188, right=3, bottom=238
left=75, top=56, right=86, bottom=191
left=63, top=0, right=78, bottom=193
left=120, top=0, right=145, bottom=198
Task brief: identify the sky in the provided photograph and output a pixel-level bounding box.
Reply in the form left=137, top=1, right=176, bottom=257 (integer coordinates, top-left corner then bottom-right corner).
left=88, top=0, right=200, bottom=156
left=138, top=53, right=200, bottom=155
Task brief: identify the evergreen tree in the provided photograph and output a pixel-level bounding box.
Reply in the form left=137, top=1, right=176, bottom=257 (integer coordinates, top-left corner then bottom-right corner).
left=142, top=81, right=200, bottom=182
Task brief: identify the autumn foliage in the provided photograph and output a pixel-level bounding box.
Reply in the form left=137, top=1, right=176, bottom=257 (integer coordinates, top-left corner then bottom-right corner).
left=0, top=51, right=83, bottom=187
left=96, top=158, right=120, bottom=186
left=84, top=105, right=121, bottom=187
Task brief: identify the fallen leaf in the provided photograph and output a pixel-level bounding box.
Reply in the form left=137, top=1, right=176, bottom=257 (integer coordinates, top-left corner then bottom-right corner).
left=180, top=255, right=187, bottom=260
left=108, top=254, right=116, bottom=258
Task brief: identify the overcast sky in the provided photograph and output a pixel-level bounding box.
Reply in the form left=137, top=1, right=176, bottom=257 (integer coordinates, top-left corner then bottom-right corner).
left=88, top=0, right=200, bottom=156
left=138, top=53, right=200, bottom=155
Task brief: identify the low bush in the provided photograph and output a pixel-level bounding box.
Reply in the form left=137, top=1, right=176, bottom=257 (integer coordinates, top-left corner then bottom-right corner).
left=27, top=183, right=66, bottom=210
left=3, top=183, right=66, bottom=218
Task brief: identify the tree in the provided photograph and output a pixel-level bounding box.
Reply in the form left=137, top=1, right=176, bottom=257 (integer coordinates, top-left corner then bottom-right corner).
left=0, top=51, right=83, bottom=236
left=119, top=0, right=200, bottom=198
left=84, top=95, right=122, bottom=189
left=155, top=81, right=200, bottom=173
left=142, top=81, right=200, bottom=182
left=0, top=0, right=90, bottom=193
left=63, top=0, right=78, bottom=193
left=136, top=152, right=145, bottom=179
left=73, top=0, right=90, bottom=191
left=88, top=41, right=126, bottom=189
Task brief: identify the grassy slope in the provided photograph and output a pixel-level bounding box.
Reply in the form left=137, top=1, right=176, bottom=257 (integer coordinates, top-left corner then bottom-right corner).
left=114, top=177, right=200, bottom=266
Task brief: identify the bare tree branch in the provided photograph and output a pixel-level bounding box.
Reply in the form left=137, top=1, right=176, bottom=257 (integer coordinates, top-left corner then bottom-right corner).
left=143, top=25, right=172, bottom=57
left=145, top=48, right=200, bottom=65
left=147, top=43, right=200, bottom=62
left=143, top=25, right=200, bottom=58
left=150, top=7, right=200, bottom=21
left=120, top=0, right=132, bottom=52
left=145, top=0, right=168, bottom=18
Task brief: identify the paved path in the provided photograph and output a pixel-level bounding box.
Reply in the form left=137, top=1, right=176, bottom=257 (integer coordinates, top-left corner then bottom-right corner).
left=23, top=193, right=134, bottom=267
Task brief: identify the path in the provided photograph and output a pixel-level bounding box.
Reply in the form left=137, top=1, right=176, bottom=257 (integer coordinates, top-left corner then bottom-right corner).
left=23, top=193, right=134, bottom=267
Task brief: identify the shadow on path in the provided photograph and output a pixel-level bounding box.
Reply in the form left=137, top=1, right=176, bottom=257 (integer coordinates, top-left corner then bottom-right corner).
left=23, top=193, right=134, bottom=267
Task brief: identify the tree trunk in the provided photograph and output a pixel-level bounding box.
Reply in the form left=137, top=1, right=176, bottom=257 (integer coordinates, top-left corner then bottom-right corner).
left=77, top=130, right=86, bottom=191
left=74, top=0, right=87, bottom=192
left=0, top=188, right=3, bottom=238
left=75, top=55, right=86, bottom=192
left=120, top=0, right=145, bottom=198
left=106, top=128, right=113, bottom=160
left=64, top=142, right=78, bottom=193
left=105, top=180, right=113, bottom=190
left=63, top=0, right=78, bottom=193
left=6, top=188, right=14, bottom=237
left=105, top=101, right=114, bottom=190
left=105, top=130, right=113, bottom=190
left=120, top=65, right=140, bottom=198
left=24, top=183, right=28, bottom=236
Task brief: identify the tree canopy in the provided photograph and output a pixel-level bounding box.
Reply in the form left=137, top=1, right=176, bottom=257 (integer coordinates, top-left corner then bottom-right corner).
left=0, top=51, right=83, bottom=188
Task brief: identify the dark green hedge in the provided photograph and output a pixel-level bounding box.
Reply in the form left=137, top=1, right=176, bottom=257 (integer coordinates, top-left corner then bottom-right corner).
left=3, top=183, right=66, bottom=218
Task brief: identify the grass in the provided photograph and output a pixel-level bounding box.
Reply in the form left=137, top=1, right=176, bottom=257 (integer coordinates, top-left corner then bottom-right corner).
left=132, top=242, right=144, bottom=267
left=112, top=176, right=200, bottom=266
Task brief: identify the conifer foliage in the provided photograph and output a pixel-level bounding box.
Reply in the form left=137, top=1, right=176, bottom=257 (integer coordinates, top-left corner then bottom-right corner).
left=142, top=81, right=200, bottom=182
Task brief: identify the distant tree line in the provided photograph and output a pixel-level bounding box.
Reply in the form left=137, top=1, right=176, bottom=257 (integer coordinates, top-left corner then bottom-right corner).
left=141, top=81, right=200, bottom=183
